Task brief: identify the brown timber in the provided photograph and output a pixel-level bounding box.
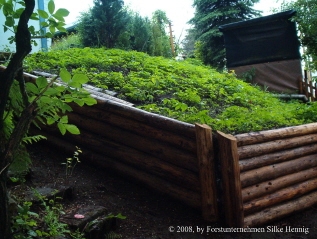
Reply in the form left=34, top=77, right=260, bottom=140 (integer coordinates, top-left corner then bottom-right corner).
left=238, top=134, right=317, bottom=159
left=235, top=123, right=317, bottom=146
left=242, top=167, right=317, bottom=202
left=240, top=154, right=317, bottom=188
left=244, top=178, right=317, bottom=215
left=244, top=190, right=317, bottom=227
left=217, top=131, right=244, bottom=227
left=195, top=124, right=218, bottom=222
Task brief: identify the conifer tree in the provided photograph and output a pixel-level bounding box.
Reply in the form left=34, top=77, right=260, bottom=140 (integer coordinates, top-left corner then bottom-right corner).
left=78, top=0, right=129, bottom=48
left=189, top=0, right=261, bottom=69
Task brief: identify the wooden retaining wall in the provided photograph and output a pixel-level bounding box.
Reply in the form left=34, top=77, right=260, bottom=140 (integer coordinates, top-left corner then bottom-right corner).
left=3, top=66, right=317, bottom=227
left=218, top=123, right=317, bottom=227
left=36, top=100, right=219, bottom=221
left=14, top=68, right=219, bottom=223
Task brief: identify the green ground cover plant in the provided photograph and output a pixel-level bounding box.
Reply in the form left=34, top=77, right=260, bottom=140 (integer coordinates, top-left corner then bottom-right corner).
left=24, top=47, right=317, bottom=134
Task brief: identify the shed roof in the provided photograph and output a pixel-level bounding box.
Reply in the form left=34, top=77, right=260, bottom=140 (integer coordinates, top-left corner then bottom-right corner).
left=219, top=10, right=296, bottom=31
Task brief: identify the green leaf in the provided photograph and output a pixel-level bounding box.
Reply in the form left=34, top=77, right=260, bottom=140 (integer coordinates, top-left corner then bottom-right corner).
left=65, top=124, right=80, bottom=135
left=43, top=87, right=59, bottom=96
left=55, top=8, right=69, bottom=17
left=60, top=115, right=68, bottom=124
left=28, top=25, right=35, bottom=34
left=47, top=117, right=56, bottom=125
left=29, top=95, right=37, bottom=102
left=16, top=218, right=24, bottom=224
left=48, top=0, right=55, bottom=14
left=30, top=13, right=39, bottom=20
left=72, top=74, right=89, bottom=85
left=36, top=76, right=48, bottom=89
left=56, top=26, right=66, bottom=32
left=60, top=103, right=73, bottom=112
left=36, top=230, right=43, bottom=236
left=83, top=97, right=97, bottom=106
left=49, top=25, right=56, bottom=34
left=13, top=8, right=24, bottom=18
left=40, top=21, right=49, bottom=27
left=38, top=9, right=49, bottom=19
left=57, top=122, right=66, bottom=135
left=115, top=213, right=127, bottom=220
left=3, top=3, right=13, bottom=15
left=55, top=85, right=66, bottom=93
left=26, top=82, right=39, bottom=94
left=74, top=99, right=84, bottom=106
left=60, top=68, right=71, bottom=83
left=45, top=32, right=53, bottom=38
left=16, top=1, right=25, bottom=6
left=68, top=81, right=81, bottom=88
left=5, top=16, right=14, bottom=27
left=28, top=230, right=37, bottom=236
left=39, top=96, right=52, bottom=104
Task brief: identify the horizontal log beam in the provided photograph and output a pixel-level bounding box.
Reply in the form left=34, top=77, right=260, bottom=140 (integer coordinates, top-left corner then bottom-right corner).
left=65, top=114, right=198, bottom=173
left=33, top=127, right=200, bottom=191
left=67, top=111, right=196, bottom=154
left=244, top=190, right=317, bottom=227
left=235, top=123, right=317, bottom=147
left=71, top=102, right=196, bottom=138
left=38, top=131, right=201, bottom=209
left=244, top=178, right=317, bottom=215
left=238, top=134, right=317, bottom=159
left=242, top=167, right=317, bottom=202
left=239, top=144, right=317, bottom=172
left=240, top=154, right=317, bottom=188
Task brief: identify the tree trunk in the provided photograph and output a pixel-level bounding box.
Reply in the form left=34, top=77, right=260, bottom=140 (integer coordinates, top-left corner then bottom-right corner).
left=0, top=1, right=35, bottom=238
left=0, top=165, right=10, bottom=239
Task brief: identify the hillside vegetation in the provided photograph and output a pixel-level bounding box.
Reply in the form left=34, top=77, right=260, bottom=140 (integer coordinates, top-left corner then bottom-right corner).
left=24, top=48, right=317, bottom=134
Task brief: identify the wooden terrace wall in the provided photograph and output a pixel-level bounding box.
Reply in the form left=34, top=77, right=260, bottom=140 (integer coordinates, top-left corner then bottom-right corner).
left=3, top=66, right=317, bottom=227
left=218, top=123, right=317, bottom=227
left=17, top=69, right=219, bottom=223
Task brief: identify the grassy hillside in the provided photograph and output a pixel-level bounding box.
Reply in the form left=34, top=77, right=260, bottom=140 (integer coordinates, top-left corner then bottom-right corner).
left=24, top=47, right=317, bottom=134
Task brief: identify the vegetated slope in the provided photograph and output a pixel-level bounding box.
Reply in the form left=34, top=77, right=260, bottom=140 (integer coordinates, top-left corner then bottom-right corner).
left=24, top=48, right=317, bottom=134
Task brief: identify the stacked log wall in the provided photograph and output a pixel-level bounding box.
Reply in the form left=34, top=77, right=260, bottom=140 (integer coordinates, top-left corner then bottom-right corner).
left=4, top=66, right=317, bottom=226
left=218, top=123, right=317, bottom=227
left=13, top=68, right=219, bottom=222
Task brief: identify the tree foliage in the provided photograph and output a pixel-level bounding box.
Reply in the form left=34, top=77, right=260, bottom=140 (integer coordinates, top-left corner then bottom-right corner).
left=181, top=28, right=197, bottom=58
left=77, top=2, right=173, bottom=57
left=0, top=1, right=96, bottom=238
left=189, top=0, right=261, bottom=70
left=77, top=0, right=129, bottom=48
left=277, top=0, right=317, bottom=71
left=151, top=10, right=172, bottom=57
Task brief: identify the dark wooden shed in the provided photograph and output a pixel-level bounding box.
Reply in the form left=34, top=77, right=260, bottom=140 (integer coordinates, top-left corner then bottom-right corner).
left=219, top=10, right=302, bottom=93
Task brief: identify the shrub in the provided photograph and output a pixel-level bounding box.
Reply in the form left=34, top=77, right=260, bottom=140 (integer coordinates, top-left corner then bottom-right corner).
left=24, top=48, right=317, bottom=134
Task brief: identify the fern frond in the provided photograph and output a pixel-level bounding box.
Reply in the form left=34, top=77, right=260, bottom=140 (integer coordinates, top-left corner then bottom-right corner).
left=3, top=110, right=14, bottom=140
left=22, top=135, right=47, bottom=144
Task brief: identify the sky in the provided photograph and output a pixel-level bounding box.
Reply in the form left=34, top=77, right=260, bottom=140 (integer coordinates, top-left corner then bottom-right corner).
left=53, top=0, right=289, bottom=42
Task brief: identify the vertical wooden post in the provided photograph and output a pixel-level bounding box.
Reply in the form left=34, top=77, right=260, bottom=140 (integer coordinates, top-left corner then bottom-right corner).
left=168, top=21, right=176, bottom=57
left=312, top=82, right=317, bottom=101
left=304, top=70, right=310, bottom=100
left=298, top=77, right=303, bottom=94
left=195, top=124, right=218, bottom=221
left=309, top=80, right=313, bottom=101
left=217, top=131, right=244, bottom=227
